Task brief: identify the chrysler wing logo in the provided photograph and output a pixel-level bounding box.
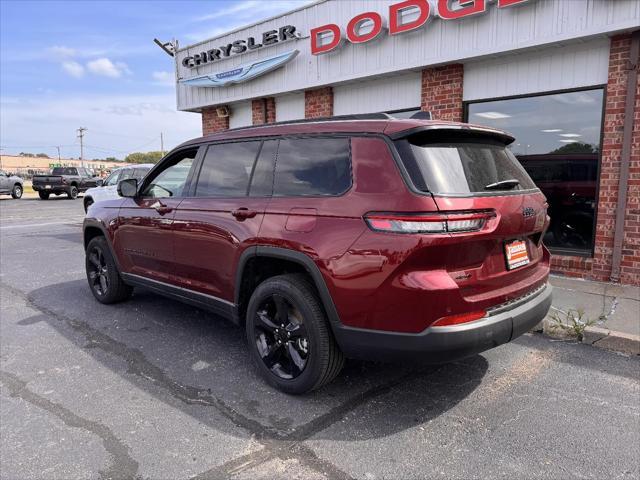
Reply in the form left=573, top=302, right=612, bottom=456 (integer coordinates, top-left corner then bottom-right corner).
left=180, top=50, right=298, bottom=87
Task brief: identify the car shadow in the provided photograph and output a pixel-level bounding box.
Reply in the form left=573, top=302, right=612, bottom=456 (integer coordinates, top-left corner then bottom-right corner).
left=24, top=279, right=488, bottom=441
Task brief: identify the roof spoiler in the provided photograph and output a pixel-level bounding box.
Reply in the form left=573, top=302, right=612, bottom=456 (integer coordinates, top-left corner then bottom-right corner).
left=387, top=124, right=515, bottom=145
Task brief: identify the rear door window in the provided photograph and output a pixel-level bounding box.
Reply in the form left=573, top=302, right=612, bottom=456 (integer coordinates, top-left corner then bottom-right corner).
left=195, top=141, right=262, bottom=197
left=396, top=135, right=537, bottom=195
left=273, top=137, right=351, bottom=196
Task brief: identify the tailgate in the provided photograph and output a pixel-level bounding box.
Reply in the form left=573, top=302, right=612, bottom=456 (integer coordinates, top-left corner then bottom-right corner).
left=33, top=176, right=63, bottom=185
left=433, top=192, right=549, bottom=307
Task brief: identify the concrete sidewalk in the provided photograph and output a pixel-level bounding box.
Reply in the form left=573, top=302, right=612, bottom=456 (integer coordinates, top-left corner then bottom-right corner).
left=540, top=275, right=640, bottom=355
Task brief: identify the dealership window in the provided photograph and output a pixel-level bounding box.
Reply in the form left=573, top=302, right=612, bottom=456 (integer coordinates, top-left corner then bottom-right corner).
left=466, top=88, right=604, bottom=256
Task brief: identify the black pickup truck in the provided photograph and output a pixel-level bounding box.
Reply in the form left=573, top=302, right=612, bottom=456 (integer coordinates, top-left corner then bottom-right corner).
left=32, top=167, right=101, bottom=200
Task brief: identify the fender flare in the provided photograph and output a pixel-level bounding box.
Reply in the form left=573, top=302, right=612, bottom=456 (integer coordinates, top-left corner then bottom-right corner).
left=235, top=246, right=343, bottom=329
left=83, top=218, right=123, bottom=272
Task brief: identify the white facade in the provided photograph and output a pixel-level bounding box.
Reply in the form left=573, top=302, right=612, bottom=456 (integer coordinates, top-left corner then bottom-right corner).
left=175, top=0, right=639, bottom=113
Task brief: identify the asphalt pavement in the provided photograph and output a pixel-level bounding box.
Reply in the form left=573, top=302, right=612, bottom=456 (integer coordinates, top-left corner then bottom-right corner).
left=1, top=197, right=639, bottom=480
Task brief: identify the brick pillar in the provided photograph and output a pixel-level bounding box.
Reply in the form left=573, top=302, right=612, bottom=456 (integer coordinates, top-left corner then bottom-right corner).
left=305, top=87, right=333, bottom=118
left=551, top=34, right=640, bottom=286
left=252, top=98, right=276, bottom=125
left=420, top=64, right=464, bottom=122
left=202, top=106, right=229, bottom=135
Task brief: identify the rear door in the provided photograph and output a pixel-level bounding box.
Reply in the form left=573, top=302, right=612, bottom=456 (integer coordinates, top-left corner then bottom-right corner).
left=172, top=139, right=275, bottom=301
left=394, top=131, right=549, bottom=300
left=114, top=148, right=199, bottom=283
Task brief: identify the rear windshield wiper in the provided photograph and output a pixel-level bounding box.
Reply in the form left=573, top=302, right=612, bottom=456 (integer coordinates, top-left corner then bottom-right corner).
left=484, top=179, right=520, bottom=191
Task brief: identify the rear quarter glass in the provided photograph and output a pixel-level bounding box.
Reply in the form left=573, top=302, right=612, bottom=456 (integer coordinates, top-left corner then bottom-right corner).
left=395, top=133, right=537, bottom=195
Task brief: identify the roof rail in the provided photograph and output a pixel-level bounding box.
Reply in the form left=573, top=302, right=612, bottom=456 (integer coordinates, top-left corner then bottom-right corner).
left=217, top=112, right=394, bottom=134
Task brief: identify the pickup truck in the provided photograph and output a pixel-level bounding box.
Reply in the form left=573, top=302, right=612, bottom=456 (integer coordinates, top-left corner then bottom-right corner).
left=32, top=167, right=101, bottom=200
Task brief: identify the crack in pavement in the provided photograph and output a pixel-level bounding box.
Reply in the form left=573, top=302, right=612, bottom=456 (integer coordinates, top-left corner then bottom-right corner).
left=0, top=370, right=140, bottom=480
left=4, top=281, right=428, bottom=479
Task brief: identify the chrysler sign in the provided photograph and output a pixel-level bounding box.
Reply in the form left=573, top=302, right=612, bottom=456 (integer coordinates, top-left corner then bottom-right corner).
left=311, top=0, right=533, bottom=55
left=182, top=25, right=299, bottom=68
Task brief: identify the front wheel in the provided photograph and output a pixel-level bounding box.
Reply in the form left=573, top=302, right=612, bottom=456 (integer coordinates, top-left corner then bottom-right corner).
left=68, top=186, right=78, bottom=199
left=245, top=274, right=344, bottom=394
left=85, top=236, right=133, bottom=304
left=38, top=191, right=50, bottom=200
left=11, top=184, right=23, bottom=199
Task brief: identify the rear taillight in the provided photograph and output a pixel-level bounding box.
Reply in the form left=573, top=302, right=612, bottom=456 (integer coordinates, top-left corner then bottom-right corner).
left=432, top=310, right=487, bottom=327
left=364, top=211, right=494, bottom=234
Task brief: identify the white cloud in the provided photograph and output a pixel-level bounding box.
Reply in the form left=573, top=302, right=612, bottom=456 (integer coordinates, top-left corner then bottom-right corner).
left=61, top=61, right=85, bottom=78
left=152, top=71, right=174, bottom=86
left=48, top=45, right=76, bottom=59
left=86, top=58, right=131, bottom=78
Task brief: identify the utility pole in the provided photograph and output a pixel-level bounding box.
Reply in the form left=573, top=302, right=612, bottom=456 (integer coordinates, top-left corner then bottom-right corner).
left=56, top=146, right=61, bottom=162
left=77, top=127, right=87, bottom=167
left=160, top=132, right=164, bottom=157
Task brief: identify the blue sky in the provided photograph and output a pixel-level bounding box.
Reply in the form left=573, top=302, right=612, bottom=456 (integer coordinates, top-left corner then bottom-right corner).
left=0, top=0, right=306, bottom=160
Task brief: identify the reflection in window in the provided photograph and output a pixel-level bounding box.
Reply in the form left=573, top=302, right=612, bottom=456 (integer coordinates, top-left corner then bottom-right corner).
left=467, top=89, right=603, bottom=254
left=274, top=138, right=351, bottom=196
left=196, top=142, right=261, bottom=197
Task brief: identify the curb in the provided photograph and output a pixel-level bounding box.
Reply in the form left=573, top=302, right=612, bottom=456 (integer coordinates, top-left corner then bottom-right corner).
left=582, top=325, right=640, bottom=356
left=531, top=318, right=640, bottom=356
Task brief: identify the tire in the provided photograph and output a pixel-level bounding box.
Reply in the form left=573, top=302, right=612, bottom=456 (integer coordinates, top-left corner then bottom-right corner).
left=38, top=191, right=50, bottom=200
left=84, top=197, right=94, bottom=213
left=11, top=184, right=23, bottom=199
left=68, top=185, right=79, bottom=199
left=245, top=273, right=344, bottom=394
left=85, top=236, right=133, bottom=304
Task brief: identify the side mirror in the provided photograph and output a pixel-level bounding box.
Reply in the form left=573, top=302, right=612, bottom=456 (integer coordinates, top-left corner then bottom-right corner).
left=117, top=178, right=138, bottom=198
left=96, top=179, right=104, bottom=187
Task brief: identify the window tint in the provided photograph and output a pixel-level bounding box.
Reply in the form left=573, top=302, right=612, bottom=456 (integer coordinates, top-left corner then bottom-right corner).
left=398, top=136, right=536, bottom=194
left=104, top=170, right=120, bottom=186
left=274, top=138, right=351, bottom=196
left=249, top=140, right=277, bottom=196
left=196, top=141, right=261, bottom=197
left=141, top=150, right=196, bottom=198
left=52, top=167, right=77, bottom=175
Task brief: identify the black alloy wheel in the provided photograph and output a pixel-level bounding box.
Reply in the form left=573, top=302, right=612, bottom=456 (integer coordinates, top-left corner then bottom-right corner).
left=246, top=274, right=344, bottom=394
left=87, top=245, right=109, bottom=296
left=85, top=236, right=133, bottom=304
left=68, top=186, right=79, bottom=199
left=254, top=294, right=310, bottom=380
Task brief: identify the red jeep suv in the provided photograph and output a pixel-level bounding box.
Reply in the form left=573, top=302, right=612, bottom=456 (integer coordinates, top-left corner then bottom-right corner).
left=83, top=115, right=552, bottom=394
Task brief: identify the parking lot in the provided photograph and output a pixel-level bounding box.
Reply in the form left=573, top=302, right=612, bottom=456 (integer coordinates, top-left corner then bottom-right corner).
left=1, top=197, right=639, bottom=479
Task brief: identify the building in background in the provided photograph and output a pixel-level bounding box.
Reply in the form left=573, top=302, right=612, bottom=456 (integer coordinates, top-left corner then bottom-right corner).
left=0, top=155, right=128, bottom=178
left=171, top=0, right=640, bottom=285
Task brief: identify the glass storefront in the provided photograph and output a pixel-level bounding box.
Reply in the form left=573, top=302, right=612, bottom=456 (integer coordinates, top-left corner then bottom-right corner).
left=466, top=88, right=604, bottom=255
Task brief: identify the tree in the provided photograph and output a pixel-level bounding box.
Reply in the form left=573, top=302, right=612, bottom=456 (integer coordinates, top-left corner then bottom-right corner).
left=124, top=151, right=164, bottom=164
left=105, top=157, right=119, bottom=162
left=548, top=142, right=598, bottom=155
left=19, top=152, right=35, bottom=157
left=36, top=153, right=50, bottom=158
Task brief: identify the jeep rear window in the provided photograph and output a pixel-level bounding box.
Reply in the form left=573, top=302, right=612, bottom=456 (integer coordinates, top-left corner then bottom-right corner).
left=396, top=135, right=537, bottom=194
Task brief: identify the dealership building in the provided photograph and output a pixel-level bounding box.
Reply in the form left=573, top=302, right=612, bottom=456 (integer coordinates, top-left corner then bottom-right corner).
left=172, top=0, right=640, bottom=285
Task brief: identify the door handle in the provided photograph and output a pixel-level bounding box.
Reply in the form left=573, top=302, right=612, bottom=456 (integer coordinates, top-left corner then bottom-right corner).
left=153, top=203, right=173, bottom=215
left=232, top=208, right=257, bottom=220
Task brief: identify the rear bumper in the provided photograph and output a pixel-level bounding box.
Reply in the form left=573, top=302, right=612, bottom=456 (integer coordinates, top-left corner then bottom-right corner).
left=32, top=185, right=69, bottom=193
left=333, top=283, right=552, bottom=362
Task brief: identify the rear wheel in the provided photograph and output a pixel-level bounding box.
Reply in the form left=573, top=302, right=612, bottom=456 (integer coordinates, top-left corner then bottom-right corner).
left=11, top=184, right=22, bottom=199
left=85, top=236, right=133, bottom=304
left=245, top=274, right=344, bottom=394
left=68, top=186, right=78, bottom=199
left=38, top=191, right=50, bottom=200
